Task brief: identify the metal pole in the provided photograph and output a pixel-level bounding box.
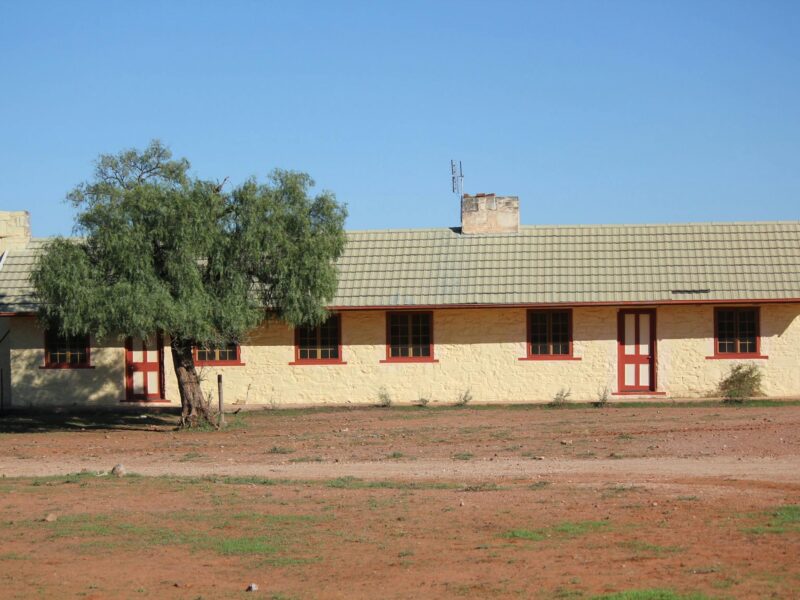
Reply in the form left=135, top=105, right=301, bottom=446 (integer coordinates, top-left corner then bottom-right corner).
left=217, top=373, right=225, bottom=427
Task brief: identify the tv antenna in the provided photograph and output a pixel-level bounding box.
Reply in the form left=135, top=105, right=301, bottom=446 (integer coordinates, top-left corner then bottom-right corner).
left=450, top=160, right=464, bottom=198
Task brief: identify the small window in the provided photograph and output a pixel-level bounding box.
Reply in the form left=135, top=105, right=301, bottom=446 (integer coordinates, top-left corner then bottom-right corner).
left=715, top=307, right=760, bottom=356
left=386, top=312, right=433, bottom=361
left=527, top=310, right=573, bottom=358
left=44, top=330, right=91, bottom=368
left=194, top=342, right=242, bottom=366
left=294, top=315, right=342, bottom=363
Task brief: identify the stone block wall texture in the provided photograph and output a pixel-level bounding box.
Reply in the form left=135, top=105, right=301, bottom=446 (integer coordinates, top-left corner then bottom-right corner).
left=5, top=304, right=800, bottom=407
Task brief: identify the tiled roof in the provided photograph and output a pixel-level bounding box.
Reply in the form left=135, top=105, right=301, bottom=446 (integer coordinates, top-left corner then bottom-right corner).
left=2, top=221, right=800, bottom=313
left=332, top=222, right=800, bottom=307
left=0, top=238, right=48, bottom=313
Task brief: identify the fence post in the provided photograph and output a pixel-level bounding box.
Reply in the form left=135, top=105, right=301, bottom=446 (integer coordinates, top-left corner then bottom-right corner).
left=217, top=373, right=225, bottom=427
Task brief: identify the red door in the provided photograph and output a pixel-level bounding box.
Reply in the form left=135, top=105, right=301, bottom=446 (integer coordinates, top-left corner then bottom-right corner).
left=617, top=310, right=656, bottom=393
left=125, top=336, right=164, bottom=402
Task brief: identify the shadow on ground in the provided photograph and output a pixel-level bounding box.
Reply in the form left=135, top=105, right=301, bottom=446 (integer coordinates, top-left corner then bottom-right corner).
left=0, top=408, right=180, bottom=433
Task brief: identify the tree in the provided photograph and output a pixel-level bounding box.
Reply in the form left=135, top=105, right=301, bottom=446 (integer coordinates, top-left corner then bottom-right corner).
left=31, top=141, right=347, bottom=426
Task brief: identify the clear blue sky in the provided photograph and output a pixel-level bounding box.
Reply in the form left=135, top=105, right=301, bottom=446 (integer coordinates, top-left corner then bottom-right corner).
left=1, top=1, right=798, bottom=237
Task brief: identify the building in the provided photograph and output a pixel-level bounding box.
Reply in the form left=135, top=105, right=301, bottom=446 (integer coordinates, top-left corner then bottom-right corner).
left=1, top=198, right=799, bottom=409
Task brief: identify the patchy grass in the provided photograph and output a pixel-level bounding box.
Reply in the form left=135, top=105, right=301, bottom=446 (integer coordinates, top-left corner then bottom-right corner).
left=503, top=520, right=609, bottom=542
left=619, top=540, right=685, bottom=557
left=744, top=505, right=800, bottom=535
left=452, top=452, right=474, bottom=461
left=26, top=509, right=321, bottom=564
left=528, top=481, right=551, bottom=490
left=590, top=591, right=714, bottom=600
left=325, top=476, right=459, bottom=491
left=385, top=451, right=405, bottom=459
left=267, top=446, right=295, bottom=454
left=288, top=456, right=324, bottom=463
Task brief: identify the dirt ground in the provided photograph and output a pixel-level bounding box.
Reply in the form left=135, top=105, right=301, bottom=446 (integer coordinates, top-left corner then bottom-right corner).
left=0, top=402, right=799, bottom=599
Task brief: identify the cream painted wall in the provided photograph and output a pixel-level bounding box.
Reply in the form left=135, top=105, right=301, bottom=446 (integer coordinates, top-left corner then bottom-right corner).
left=170, top=304, right=800, bottom=407
left=7, top=317, right=126, bottom=407
left=6, top=304, right=800, bottom=408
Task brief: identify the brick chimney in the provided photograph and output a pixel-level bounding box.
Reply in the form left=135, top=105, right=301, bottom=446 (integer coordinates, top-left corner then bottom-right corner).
left=0, top=211, right=31, bottom=254
left=460, top=193, right=519, bottom=234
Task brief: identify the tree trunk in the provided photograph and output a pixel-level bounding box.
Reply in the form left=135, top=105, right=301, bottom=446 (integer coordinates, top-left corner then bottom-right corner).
left=171, top=338, right=214, bottom=428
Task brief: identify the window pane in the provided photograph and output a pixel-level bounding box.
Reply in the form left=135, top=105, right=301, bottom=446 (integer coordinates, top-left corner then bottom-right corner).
left=297, top=316, right=340, bottom=361
left=390, top=314, right=408, bottom=356
left=197, top=342, right=238, bottom=362
left=551, top=312, right=570, bottom=355
left=737, top=310, right=757, bottom=353
left=529, top=311, right=570, bottom=356
left=530, top=312, right=549, bottom=355
left=717, top=310, right=736, bottom=353
left=46, top=332, right=89, bottom=365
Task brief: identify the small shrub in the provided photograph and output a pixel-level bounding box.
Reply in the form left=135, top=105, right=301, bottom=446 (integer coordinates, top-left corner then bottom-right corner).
left=718, top=363, right=763, bottom=403
left=456, top=389, right=473, bottom=406
left=550, top=388, right=572, bottom=406
left=416, top=396, right=430, bottom=407
left=593, top=386, right=610, bottom=408
left=377, top=386, right=392, bottom=407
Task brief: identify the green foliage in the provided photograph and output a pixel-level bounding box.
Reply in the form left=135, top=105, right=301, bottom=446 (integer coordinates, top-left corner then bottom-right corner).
left=32, top=140, right=347, bottom=345
left=718, top=363, right=763, bottom=403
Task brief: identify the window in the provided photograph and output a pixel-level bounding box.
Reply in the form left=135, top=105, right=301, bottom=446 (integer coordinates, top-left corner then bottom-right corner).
left=714, top=307, right=763, bottom=357
left=194, top=342, right=242, bottom=366
left=384, top=312, right=435, bottom=362
left=44, top=330, right=91, bottom=368
left=292, top=315, right=343, bottom=364
left=524, top=310, right=575, bottom=359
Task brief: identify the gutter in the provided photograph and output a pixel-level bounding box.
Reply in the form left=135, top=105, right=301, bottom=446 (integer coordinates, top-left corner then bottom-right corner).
left=327, top=297, right=800, bottom=311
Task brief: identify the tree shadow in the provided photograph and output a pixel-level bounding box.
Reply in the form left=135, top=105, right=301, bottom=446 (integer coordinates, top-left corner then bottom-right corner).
left=0, top=407, right=180, bottom=433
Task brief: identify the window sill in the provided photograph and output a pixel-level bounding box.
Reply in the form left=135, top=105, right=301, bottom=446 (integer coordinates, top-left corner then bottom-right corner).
left=289, top=360, right=347, bottom=366
left=380, top=358, right=439, bottom=364
left=39, top=365, right=95, bottom=370
left=518, top=356, right=581, bottom=361
left=612, top=391, right=667, bottom=396
left=195, top=361, right=246, bottom=367
left=706, top=354, right=768, bottom=360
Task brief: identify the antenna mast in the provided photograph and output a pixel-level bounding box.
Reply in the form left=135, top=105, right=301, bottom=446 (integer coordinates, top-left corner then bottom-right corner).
left=450, top=160, right=464, bottom=198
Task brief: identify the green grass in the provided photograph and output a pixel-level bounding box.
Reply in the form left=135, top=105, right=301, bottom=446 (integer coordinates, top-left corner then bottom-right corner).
left=528, top=481, right=551, bottom=490
left=589, top=591, right=713, bottom=600
left=745, top=505, right=800, bottom=535
left=325, top=476, right=459, bottom=490
left=503, top=520, right=609, bottom=542
left=27, top=509, right=321, bottom=563
left=385, top=451, right=405, bottom=459
left=619, top=540, right=685, bottom=557
left=452, top=452, right=474, bottom=460
left=179, top=451, right=205, bottom=462
left=288, top=456, right=324, bottom=463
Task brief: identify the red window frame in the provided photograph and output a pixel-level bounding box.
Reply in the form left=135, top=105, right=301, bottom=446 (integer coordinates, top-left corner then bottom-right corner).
left=193, top=342, right=244, bottom=366
left=290, top=314, right=345, bottom=365
left=42, top=330, right=93, bottom=369
left=382, top=311, right=437, bottom=363
left=520, top=309, right=580, bottom=361
left=709, top=307, right=767, bottom=359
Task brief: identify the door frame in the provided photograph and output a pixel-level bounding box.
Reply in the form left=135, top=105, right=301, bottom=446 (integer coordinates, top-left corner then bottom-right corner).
left=124, top=334, right=166, bottom=402
left=617, top=309, right=657, bottom=393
